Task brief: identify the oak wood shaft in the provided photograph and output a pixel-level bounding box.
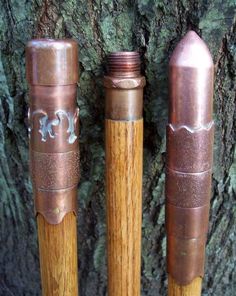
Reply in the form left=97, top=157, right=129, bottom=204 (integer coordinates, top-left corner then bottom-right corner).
left=37, top=213, right=78, bottom=296
left=168, top=276, right=202, bottom=296
left=106, top=119, right=143, bottom=296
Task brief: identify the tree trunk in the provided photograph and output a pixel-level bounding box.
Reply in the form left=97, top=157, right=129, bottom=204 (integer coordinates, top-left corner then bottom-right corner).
left=0, top=0, right=235, bottom=295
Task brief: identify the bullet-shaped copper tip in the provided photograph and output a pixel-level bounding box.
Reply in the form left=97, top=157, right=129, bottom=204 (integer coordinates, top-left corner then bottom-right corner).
left=169, top=30, right=214, bottom=127
left=107, top=51, right=141, bottom=77
left=166, top=30, right=214, bottom=285
left=169, top=30, right=213, bottom=68
left=26, top=39, right=78, bottom=85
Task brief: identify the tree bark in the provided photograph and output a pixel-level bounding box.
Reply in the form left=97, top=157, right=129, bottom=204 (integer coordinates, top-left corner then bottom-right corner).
left=0, top=0, right=235, bottom=295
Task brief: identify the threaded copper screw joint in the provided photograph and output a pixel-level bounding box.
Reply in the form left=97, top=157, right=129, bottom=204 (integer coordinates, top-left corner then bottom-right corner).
left=107, top=51, right=141, bottom=77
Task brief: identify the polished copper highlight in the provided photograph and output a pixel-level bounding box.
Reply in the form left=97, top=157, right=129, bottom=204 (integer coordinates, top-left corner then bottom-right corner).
left=166, top=31, right=214, bottom=285
left=26, top=39, right=79, bottom=224
left=26, top=39, right=78, bottom=85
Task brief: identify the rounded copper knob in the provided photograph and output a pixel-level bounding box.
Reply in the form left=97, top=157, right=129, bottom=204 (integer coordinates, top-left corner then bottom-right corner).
left=26, top=39, right=79, bottom=85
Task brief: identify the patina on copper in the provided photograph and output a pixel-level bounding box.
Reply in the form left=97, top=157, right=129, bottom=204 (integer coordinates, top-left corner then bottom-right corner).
left=166, top=31, right=214, bottom=285
left=26, top=39, right=79, bottom=224
left=105, top=51, right=145, bottom=120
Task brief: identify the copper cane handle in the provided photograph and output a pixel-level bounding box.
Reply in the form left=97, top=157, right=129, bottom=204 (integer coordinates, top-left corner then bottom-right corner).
left=26, top=39, right=79, bottom=225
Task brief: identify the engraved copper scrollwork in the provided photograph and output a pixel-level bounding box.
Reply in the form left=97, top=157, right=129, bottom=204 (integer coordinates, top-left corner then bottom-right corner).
left=29, top=104, right=80, bottom=224
left=26, top=40, right=80, bottom=226
left=27, top=83, right=79, bottom=224
left=28, top=108, right=79, bottom=144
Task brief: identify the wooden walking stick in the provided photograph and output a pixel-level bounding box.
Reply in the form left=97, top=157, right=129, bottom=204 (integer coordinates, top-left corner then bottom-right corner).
left=26, top=39, right=79, bottom=296
left=166, top=31, right=214, bottom=295
left=104, top=52, right=145, bottom=296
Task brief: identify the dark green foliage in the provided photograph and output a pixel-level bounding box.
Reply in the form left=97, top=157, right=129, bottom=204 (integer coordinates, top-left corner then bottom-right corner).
left=0, top=0, right=235, bottom=295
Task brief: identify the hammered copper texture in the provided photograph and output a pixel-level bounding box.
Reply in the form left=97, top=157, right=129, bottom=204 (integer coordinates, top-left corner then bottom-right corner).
left=30, top=151, right=80, bottom=190
left=26, top=39, right=79, bottom=224
left=166, top=168, right=212, bottom=208
left=167, top=123, right=214, bottom=172
left=166, top=31, right=214, bottom=285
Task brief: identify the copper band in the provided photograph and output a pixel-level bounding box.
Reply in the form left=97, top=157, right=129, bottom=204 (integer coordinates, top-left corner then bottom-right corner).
left=166, top=203, right=209, bottom=239
left=166, top=168, right=212, bottom=207
left=169, top=67, right=214, bottom=127
left=29, top=85, right=79, bottom=153
left=167, top=234, right=206, bottom=285
left=30, top=150, right=80, bottom=190
left=29, top=85, right=77, bottom=110
left=105, top=88, right=143, bottom=120
left=167, top=123, right=214, bottom=173
left=34, top=186, right=77, bottom=224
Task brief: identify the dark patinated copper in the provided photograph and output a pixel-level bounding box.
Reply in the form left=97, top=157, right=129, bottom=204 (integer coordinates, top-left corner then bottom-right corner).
left=105, top=51, right=145, bottom=120
left=166, top=31, right=214, bottom=285
left=26, top=39, right=79, bottom=224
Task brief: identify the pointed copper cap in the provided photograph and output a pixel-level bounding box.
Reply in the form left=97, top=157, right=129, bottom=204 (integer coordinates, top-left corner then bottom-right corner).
left=170, top=31, right=213, bottom=68
left=166, top=31, right=214, bottom=284
left=26, top=39, right=78, bottom=85
left=169, top=31, right=214, bottom=127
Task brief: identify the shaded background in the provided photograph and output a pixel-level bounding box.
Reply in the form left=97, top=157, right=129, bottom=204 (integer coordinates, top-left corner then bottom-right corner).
left=0, top=0, right=235, bottom=295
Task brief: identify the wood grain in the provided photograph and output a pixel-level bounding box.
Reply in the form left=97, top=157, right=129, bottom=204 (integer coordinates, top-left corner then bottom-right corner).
left=106, top=119, right=143, bottom=296
left=37, top=212, right=78, bottom=296
left=168, top=276, right=202, bottom=296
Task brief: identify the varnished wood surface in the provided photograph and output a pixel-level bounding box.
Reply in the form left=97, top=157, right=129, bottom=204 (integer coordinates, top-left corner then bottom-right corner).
left=37, top=213, right=78, bottom=296
left=168, top=276, right=202, bottom=296
left=106, top=119, right=143, bottom=296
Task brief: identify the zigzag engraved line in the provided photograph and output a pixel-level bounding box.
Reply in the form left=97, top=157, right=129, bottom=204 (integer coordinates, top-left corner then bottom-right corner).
left=168, top=121, right=214, bottom=133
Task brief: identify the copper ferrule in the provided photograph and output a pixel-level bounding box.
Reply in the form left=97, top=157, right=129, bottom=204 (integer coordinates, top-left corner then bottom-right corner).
left=104, top=51, right=145, bottom=120
left=166, top=31, right=214, bottom=285
left=26, top=39, right=79, bottom=224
